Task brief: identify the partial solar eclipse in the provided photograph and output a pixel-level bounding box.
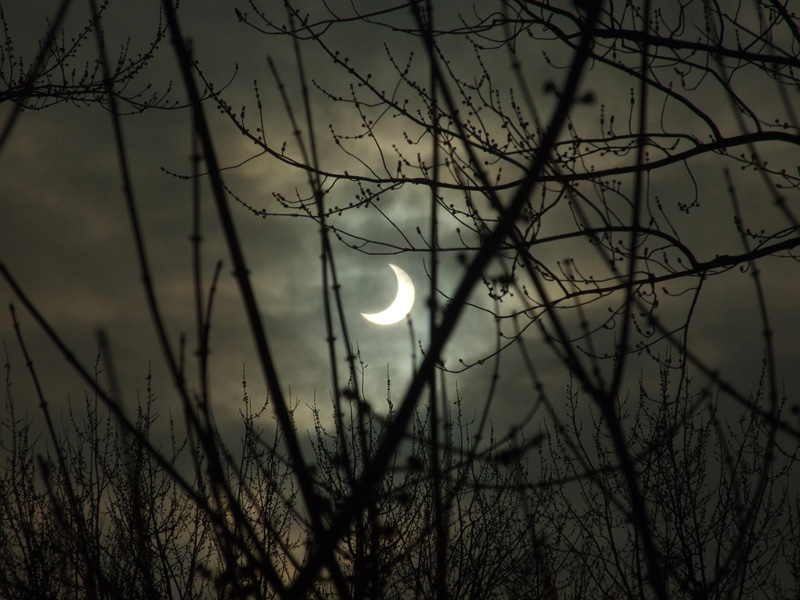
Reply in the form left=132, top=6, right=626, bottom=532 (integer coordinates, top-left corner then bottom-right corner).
left=361, top=264, right=415, bottom=325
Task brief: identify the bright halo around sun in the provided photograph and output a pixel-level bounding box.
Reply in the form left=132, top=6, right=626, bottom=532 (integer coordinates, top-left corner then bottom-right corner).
left=361, top=264, right=415, bottom=325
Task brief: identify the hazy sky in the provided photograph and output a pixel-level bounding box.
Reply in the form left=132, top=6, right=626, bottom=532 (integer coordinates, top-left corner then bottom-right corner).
left=2, top=0, right=799, bottom=443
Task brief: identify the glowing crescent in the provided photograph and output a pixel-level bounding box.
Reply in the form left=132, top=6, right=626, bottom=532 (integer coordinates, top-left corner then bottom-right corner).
left=361, top=264, right=415, bottom=325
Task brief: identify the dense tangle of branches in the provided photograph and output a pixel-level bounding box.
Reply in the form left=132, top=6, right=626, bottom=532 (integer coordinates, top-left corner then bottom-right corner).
left=1, top=1, right=800, bottom=599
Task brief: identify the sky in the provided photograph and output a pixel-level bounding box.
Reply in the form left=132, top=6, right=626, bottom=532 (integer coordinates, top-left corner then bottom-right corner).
left=2, top=0, right=800, bottom=449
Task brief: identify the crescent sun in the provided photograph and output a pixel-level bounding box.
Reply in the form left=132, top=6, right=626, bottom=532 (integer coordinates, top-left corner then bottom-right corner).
left=361, top=264, right=415, bottom=325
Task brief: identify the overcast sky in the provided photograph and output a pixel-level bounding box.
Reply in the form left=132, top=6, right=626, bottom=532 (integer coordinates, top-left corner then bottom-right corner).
left=2, top=0, right=799, bottom=445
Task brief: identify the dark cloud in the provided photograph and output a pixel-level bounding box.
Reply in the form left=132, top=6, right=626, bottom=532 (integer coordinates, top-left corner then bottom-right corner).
left=2, top=1, right=799, bottom=451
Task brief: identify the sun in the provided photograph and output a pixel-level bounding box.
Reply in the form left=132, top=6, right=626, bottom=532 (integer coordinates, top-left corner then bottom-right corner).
left=361, top=264, right=415, bottom=325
